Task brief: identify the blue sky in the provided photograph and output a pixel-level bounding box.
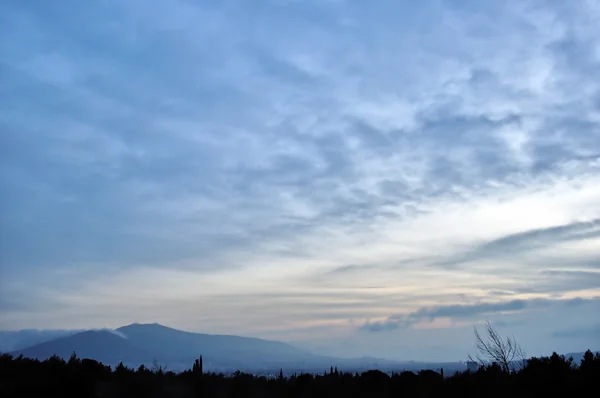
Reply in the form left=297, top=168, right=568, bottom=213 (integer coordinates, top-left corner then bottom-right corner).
left=1, top=0, right=599, bottom=361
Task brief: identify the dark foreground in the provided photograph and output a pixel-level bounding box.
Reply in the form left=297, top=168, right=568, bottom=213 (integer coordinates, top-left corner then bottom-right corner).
left=1, top=350, right=598, bottom=398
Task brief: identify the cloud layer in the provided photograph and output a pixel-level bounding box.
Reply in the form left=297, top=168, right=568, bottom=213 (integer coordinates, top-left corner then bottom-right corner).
left=1, top=0, right=599, bottom=360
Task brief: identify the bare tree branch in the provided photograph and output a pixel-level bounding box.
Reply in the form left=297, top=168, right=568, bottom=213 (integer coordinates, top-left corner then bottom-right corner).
left=152, top=358, right=168, bottom=375
left=467, top=320, right=526, bottom=373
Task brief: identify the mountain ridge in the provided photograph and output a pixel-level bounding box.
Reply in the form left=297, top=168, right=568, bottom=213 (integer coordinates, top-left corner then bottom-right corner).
left=8, top=323, right=320, bottom=371
left=11, top=330, right=156, bottom=367
left=5, top=323, right=597, bottom=373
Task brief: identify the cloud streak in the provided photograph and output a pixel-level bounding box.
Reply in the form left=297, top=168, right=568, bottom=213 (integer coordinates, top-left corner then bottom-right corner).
left=1, top=0, right=599, bottom=359
left=360, top=297, right=599, bottom=332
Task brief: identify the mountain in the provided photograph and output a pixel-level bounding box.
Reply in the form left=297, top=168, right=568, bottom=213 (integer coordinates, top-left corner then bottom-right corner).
left=0, top=329, right=82, bottom=352
left=564, top=351, right=600, bottom=364
left=9, top=323, right=320, bottom=371
left=11, top=323, right=593, bottom=374
left=11, top=330, right=155, bottom=367
left=6, top=323, right=446, bottom=373
left=115, top=323, right=316, bottom=369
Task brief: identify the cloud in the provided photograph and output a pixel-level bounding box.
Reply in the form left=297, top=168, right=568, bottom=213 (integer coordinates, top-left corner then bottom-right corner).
left=551, top=324, right=600, bottom=340
left=360, top=300, right=526, bottom=332
left=359, top=297, right=599, bottom=332
left=471, top=219, right=600, bottom=256
left=527, top=270, right=600, bottom=295
left=98, top=329, right=128, bottom=339
left=325, top=264, right=378, bottom=275
left=431, top=219, right=600, bottom=268
left=1, top=0, right=599, bottom=359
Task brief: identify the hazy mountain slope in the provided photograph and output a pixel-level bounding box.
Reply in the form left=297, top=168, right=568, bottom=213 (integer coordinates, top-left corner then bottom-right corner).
left=116, top=323, right=315, bottom=367
left=10, top=323, right=594, bottom=373
left=0, top=329, right=82, bottom=352
left=11, top=330, right=156, bottom=366
left=564, top=350, right=600, bottom=364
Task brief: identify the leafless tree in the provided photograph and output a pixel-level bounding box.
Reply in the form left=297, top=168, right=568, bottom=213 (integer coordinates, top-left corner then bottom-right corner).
left=468, top=320, right=526, bottom=373
left=151, top=358, right=168, bottom=375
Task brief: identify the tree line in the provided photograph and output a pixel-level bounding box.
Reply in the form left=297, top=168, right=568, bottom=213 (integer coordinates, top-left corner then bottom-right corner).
left=1, top=348, right=598, bottom=398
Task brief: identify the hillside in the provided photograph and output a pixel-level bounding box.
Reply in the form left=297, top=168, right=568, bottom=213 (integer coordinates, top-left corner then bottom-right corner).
left=9, top=323, right=320, bottom=371
left=9, top=323, right=595, bottom=374
left=116, top=323, right=317, bottom=368
left=11, top=330, right=155, bottom=366
left=0, top=329, right=81, bottom=352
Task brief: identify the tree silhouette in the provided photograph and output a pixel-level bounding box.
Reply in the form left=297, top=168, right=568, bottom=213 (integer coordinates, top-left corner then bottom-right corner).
left=468, top=320, right=525, bottom=373
left=1, top=347, right=599, bottom=397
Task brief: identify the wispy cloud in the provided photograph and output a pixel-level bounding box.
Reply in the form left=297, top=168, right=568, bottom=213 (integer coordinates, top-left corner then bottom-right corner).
left=466, top=219, right=600, bottom=260
left=361, top=300, right=528, bottom=332
left=1, top=0, right=599, bottom=359
left=360, top=297, right=598, bottom=332
left=426, top=219, right=600, bottom=269
left=551, top=324, right=600, bottom=340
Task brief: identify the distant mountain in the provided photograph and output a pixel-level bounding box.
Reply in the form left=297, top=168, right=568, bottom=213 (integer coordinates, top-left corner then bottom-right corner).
left=0, top=329, right=82, bottom=352
left=8, top=323, right=595, bottom=374
left=115, top=323, right=316, bottom=369
left=564, top=351, right=600, bottom=364
left=11, top=330, right=155, bottom=367
left=9, top=323, right=321, bottom=371
left=6, top=323, right=455, bottom=373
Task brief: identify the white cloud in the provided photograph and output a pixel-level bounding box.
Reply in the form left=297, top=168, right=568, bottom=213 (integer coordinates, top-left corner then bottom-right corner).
left=1, top=0, right=599, bottom=359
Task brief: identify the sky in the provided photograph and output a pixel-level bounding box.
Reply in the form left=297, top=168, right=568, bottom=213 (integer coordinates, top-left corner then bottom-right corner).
left=1, top=0, right=599, bottom=362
